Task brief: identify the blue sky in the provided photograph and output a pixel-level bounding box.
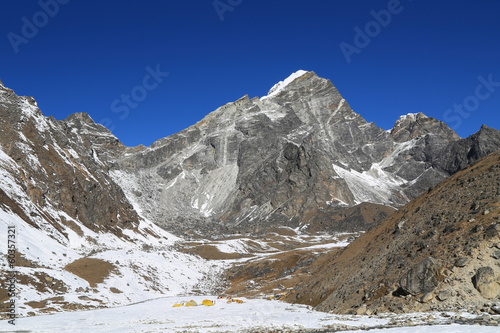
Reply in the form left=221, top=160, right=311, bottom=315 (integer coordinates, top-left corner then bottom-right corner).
left=1, top=0, right=499, bottom=147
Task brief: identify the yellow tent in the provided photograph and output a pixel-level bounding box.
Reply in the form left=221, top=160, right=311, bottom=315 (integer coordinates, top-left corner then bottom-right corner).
left=202, top=299, right=214, bottom=306
left=172, top=303, right=184, bottom=307
left=185, top=300, right=198, bottom=307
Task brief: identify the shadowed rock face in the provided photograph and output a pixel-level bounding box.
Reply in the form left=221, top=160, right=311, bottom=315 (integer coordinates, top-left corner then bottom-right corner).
left=1, top=72, right=499, bottom=237
left=433, top=124, right=500, bottom=175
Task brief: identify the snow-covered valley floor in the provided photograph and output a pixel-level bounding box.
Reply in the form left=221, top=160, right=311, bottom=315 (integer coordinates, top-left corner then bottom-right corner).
left=4, top=296, right=500, bottom=333
left=3, top=222, right=499, bottom=332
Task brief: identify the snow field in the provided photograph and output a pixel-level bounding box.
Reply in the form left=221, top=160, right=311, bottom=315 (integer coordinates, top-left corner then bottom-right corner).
left=7, top=296, right=499, bottom=333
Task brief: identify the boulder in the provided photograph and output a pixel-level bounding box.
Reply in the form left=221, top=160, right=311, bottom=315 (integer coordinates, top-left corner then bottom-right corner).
left=491, top=250, right=500, bottom=260
left=356, top=304, right=367, bottom=315
left=454, top=257, right=470, bottom=267
left=437, top=290, right=451, bottom=301
left=485, top=224, right=500, bottom=240
left=399, top=257, right=440, bottom=296
left=421, top=292, right=434, bottom=303
left=472, top=267, right=500, bottom=299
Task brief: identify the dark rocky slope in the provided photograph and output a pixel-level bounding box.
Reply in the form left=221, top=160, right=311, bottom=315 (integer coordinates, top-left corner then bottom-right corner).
left=287, top=151, right=500, bottom=314
left=0, top=80, right=219, bottom=317
left=0, top=81, right=140, bottom=235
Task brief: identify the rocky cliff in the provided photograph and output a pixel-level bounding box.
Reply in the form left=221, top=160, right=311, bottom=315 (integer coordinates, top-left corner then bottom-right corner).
left=0, top=82, right=138, bottom=233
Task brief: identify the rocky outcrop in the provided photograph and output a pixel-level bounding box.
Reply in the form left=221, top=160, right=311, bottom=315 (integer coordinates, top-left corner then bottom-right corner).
left=0, top=82, right=140, bottom=233
left=398, top=257, right=440, bottom=296
left=391, top=112, right=459, bottom=143
left=473, top=267, right=500, bottom=299
left=433, top=124, right=500, bottom=175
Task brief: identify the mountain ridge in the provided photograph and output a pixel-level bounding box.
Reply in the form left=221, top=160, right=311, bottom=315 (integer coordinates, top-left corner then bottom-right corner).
left=2, top=72, right=499, bottom=237
left=0, top=81, right=222, bottom=317
left=102, top=71, right=499, bottom=236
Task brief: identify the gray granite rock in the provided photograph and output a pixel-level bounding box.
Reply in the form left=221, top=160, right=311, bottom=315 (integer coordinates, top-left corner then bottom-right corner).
left=106, top=71, right=500, bottom=235
left=399, top=257, right=440, bottom=296
left=473, top=267, right=500, bottom=299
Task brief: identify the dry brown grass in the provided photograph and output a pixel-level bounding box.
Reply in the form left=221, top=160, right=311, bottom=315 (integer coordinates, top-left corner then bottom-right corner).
left=110, top=287, right=122, bottom=294
left=180, top=244, right=246, bottom=260
left=64, top=258, right=117, bottom=287
left=225, top=246, right=343, bottom=298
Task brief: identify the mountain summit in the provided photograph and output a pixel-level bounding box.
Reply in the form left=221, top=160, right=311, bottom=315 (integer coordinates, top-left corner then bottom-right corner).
left=101, top=71, right=500, bottom=236
left=263, top=70, right=310, bottom=98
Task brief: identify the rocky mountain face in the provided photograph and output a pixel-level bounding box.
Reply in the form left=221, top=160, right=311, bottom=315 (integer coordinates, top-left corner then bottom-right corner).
left=1, top=71, right=499, bottom=239
left=0, top=82, right=137, bottom=233
left=286, top=151, right=500, bottom=315
left=106, top=71, right=500, bottom=236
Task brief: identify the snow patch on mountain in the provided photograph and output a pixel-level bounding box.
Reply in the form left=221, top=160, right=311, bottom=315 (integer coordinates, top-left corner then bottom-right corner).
left=19, top=98, right=50, bottom=132
left=332, top=163, right=407, bottom=205
left=262, top=70, right=309, bottom=99
left=263, top=108, right=288, bottom=121
left=109, top=170, right=146, bottom=215
left=378, top=140, right=418, bottom=169
left=212, top=238, right=273, bottom=255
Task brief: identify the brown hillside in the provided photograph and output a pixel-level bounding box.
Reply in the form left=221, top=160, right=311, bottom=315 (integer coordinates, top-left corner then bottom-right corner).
left=65, top=258, right=117, bottom=288
left=287, top=151, right=500, bottom=314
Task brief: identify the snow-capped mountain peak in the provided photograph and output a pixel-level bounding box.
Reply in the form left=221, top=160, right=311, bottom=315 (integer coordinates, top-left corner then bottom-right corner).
left=263, top=69, right=310, bottom=99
